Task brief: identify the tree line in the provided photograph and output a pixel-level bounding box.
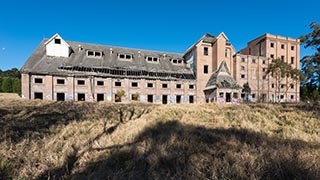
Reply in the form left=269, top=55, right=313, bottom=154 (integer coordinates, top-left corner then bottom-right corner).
left=0, top=68, right=21, bottom=94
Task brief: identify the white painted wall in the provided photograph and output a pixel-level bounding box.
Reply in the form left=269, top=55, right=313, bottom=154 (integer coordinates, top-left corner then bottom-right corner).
left=46, top=36, right=70, bottom=57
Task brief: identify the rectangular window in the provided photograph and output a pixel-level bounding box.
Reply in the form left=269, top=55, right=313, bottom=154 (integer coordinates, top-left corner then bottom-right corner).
left=280, top=95, right=284, bottom=99
left=233, top=93, right=238, bottom=98
left=77, top=80, right=85, bottom=85
left=119, top=54, right=132, bottom=60
left=176, top=95, right=181, bottom=103
left=241, top=74, right=246, bottom=79
left=189, top=84, right=195, bottom=89
left=97, top=81, right=104, bottom=86
left=57, top=79, right=65, bottom=84
left=272, top=83, right=275, bottom=88
left=290, top=95, right=294, bottom=99
left=87, top=51, right=94, bottom=56
left=204, top=65, right=208, bottom=74
left=291, top=46, right=295, bottom=51
left=78, top=93, right=85, bottom=101
left=270, top=43, right=274, bottom=48
left=262, top=60, right=266, bottom=64
left=147, top=95, right=153, bottom=103
left=97, top=94, right=104, bottom=101
left=162, top=95, right=168, bottom=104
left=176, top=84, right=181, bottom=89
left=270, top=54, right=274, bottom=59
left=281, top=44, right=285, bottom=49
left=131, top=82, right=138, bottom=87
left=252, top=59, right=256, bottom=63
left=290, top=84, right=294, bottom=89
left=34, top=78, right=43, bottom=84
left=252, top=94, right=256, bottom=99
left=281, top=56, right=285, bottom=61
left=57, top=93, right=65, bottom=101
left=34, top=92, right=43, bottom=100
left=162, top=83, right=168, bottom=88
left=291, top=57, right=294, bottom=64
left=241, top=58, right=245, bottom=62
left=189, top=95, right=194, bottom=103
left=204, top=47, right=208, bottom=56
left=115, top=81, right=121, bottom=87
left=263, top=68, right=266, bottom=72
left=241, top=66, right=245, bottom=71
left=147, top=83, right=154, bottom=88
left=219, top=92, right=224, bottom=98
left=55, top=39, right=61, bottom=44
left=281, top=84, right=285, bottom=88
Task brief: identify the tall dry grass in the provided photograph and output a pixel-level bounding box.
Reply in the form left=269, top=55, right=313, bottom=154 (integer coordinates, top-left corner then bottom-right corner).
left=0, top=100, right=319, bottom=179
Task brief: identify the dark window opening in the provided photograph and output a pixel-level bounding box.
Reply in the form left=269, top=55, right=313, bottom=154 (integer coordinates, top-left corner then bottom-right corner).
left=77, top=80, right=85, bottom=85
left=291, top=95, right=294, bottom=99
left=226, top=93, right=231, bottom=102
left=270, top=54, right=274, bottom=59
left=291, top=46, right=295, bottom=51
left=97, top=81, right=104, bottom=86
left=87, top=51, right=94, bottom=56
left=241, top=58, right=245, bottom=62
left=131, top=82, right=138, bottom=87
left=162, top=95, right=168, bottom=104
left=233, top=92, right=238, bottom=98
left=176, top=95, right=181, bottom=103
left=291, top=84, right=294, bottom=89
left=204, top=65, right=208, bottom=74
left=272, top=83, right=275, bottom=88
left=115, top=94, right=121, bottom=102
left=204, top=47, right=208, bottom=56
left=95, top=52, right=101, bottom=57
left=270, top=43, right=274, bottom=48
left=115, top=81, right=121, bottom=86
left=280, top=95, right=284, bottom=99
left=281, top=44, right=285, bottom=49
left=252, top=59, right=256, bottom=63
left=189, top=84, right=195, bottom=89
left=97, top=94, right=104, bottom=101
left=252, top=94, right=256, bottom=99
left=55, top=39, right=61, bottom=44
left=57, top=79, right=65, bottom=84
left=281, top=56, right=285, bottom=61
left=291, top=57, right=294, bottom=64
left=34, top=78, right=43, bottom=84
left=147, top=83, right=153, bottom=88
left=162, top=83, right=168, bottom=88
left=119, top=54, right=125, bottom=59
left=147, top=95, right=153, bottom=103
left=78, top=93, right=85, bottom=101
left=189, top=95, right=194, bottom=103
left=57, top=93, right=65, bottom=101
left=176, top=84, right=181, bottom=89
left=241, top=74, right=245, bottom=79
left=34, top=92, right=43, bottom=100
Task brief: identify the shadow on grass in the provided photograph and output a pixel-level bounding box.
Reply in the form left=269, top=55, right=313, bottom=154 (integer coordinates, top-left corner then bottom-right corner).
left=37, top=121, right=320, bottom=180
left=0, top=101, right=152, bottom=143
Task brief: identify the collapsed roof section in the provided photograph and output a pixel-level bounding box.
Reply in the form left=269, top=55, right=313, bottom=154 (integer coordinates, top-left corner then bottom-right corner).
left=21, top=34, right=195, bottom=80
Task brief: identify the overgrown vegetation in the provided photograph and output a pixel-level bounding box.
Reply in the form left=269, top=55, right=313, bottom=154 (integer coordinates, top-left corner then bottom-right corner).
left=0, top=68, right=21, bottom=95
left=300, top=22, right=320, bottom=101
left=0, top=100, right=319, bottom=179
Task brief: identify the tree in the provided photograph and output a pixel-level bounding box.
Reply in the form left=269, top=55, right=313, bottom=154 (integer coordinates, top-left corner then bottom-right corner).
left=264, top=59, right=300, bottom=102
left=115, top=90, right=126, bottom=102
left=242, top=82, right=251, bottom=102
left=300, top=22, right=320, bottom=101
left=12, top=78, right=21, bottom=95
left=1, top=77, right=13, bottom=93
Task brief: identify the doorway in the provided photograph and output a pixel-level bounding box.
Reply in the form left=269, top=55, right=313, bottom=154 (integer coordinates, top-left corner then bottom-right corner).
left=162, top=95, right=168, bottom=104
left=226, top=93, right=231, bottom=102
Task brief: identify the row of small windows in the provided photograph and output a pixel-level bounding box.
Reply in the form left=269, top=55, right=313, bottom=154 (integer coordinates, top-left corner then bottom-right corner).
left=240, top=56, right=294, bottom=64
left=87, top=50, right=103, bottom=58
left=270, top=43, right=295, bottom=51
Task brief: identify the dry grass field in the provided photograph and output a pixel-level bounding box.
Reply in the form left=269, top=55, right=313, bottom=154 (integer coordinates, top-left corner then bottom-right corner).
left=0, top=93, right=20, bottom=100
left=0, top=99, right=319, bottom=179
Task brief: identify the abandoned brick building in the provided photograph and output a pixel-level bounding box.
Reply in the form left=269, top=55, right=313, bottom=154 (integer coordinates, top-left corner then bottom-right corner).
left=21, top=32, right=300, bottom=103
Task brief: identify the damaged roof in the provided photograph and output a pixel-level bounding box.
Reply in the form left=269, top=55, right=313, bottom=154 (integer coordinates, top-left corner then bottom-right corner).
left=21, top=39, right=195, bottom=80
left=204, top=61, right=242, bottom=91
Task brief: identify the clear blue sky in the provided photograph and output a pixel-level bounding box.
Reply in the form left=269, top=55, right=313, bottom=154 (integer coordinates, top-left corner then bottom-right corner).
left=0, top=0, right=319, bottom=70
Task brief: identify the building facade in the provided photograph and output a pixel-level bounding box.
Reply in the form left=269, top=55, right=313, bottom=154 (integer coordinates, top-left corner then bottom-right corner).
left=21, top=32, right=300, bottom=103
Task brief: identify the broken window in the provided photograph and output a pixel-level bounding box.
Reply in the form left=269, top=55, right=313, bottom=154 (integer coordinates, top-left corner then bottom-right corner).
left=77, top=80, right=85, bottom=85
left=176, top=95, right=181, bottom=103
left=189, top=96, right=194, bottom=103
left=204, top=47, right=208, bottom=56
left=34, top=78, right=43, bottom=84
left=55, top=39, right=61, bottom=44
left=97, top=94, right=104, bottom=101
left=146, top=56, right=159, bottom=63
left=131, top=82, right=138, bottom=87
left=147, top=83, right=154, bottom=88
left=78, top=93, right=85, bottom=101
left=118, top=53, right=132, bottom=60
left=34, top=92, right=43, bottom=100
left=57, top=79, right=65, bottom=84
left=204, top=65, right=208, bottom=74
left=97, top=81, right=104, bottom=86
left=115, top=81, right=121, bottom=87
left=57, top=93, right=65, bottom=101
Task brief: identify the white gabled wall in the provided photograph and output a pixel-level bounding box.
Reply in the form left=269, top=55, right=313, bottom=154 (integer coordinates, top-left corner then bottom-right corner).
left=45, top=34, right=70, bottom=57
